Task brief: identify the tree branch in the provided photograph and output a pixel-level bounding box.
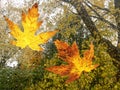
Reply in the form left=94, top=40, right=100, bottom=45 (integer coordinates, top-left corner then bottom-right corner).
left=84, top=2, right=118, bottom=31
left=114, top=0, right=120, bottom=47
left=61, top=0, right=120, bottom=61
left=86, top=0, right=110, bottom=12
left=91, top=15, right=118, bottom=30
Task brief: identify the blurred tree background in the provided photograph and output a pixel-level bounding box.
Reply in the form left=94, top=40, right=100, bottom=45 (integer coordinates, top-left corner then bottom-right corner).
left=0, top=0, right=120, bottom=90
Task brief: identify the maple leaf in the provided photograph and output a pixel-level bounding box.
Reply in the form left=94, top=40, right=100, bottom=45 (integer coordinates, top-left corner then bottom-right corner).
left=4, top=3, right=58, bottom=51
left=45, top=40, right=99, bottom=83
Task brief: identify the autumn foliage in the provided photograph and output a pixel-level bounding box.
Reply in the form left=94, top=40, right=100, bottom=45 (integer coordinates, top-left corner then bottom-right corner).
left=45, top=40, right=99, bottom=83
left=4, top=3, right=57, bottom=51
left=1, top=1, right=120, bottom=89
left=3, top=2, right=100, bottom=84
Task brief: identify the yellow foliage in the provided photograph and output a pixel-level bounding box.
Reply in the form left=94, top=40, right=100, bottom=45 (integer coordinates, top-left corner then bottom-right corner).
left=4, top=3, right=58, bottom=51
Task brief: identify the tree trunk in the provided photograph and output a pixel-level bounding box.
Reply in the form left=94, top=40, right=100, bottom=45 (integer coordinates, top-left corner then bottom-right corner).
left=61, top=0, right=120, bottom=80
left=61, top=0, right=120, bottom=61
left=114, top=0, right=120, bottom=47
left=114, top=0, right=120, bottom=81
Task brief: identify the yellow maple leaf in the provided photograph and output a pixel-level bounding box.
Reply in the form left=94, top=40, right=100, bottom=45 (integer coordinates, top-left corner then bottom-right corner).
left=4, top=3, right=58, bottom=51
left=45, top=40, right=99, bottom=83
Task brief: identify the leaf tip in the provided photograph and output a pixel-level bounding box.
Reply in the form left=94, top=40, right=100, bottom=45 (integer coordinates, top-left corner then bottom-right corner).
left=33, top=3, right=38, bottom=8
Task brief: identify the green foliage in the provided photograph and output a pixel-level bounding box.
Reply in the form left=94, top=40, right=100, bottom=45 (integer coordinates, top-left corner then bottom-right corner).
left=0, top=64, right=45, bottom=90
left=56, top=7, right=81, bottom=41
left=0, top=68, right=32, bottom=90
left=24, top=37, right=119, bottom=90
left=0, top=1, right=120, bottom=90
left=81, top=37, right=120, bottom=89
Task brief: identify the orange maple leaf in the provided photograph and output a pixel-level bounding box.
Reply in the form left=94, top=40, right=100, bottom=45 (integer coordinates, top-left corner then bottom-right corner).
left=4, top=3, right=58, bottom=51
left=45, top=40, right=99, bottom=83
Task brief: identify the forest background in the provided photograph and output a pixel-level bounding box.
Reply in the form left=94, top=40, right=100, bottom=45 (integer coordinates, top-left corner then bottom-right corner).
left=0, top=0, right=120, bottom=90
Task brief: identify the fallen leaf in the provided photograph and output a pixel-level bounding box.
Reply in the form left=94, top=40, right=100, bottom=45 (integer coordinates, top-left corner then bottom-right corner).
left=45, top=40, right=99, bottom=83
left=4, top=3, right=58, bottom=51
